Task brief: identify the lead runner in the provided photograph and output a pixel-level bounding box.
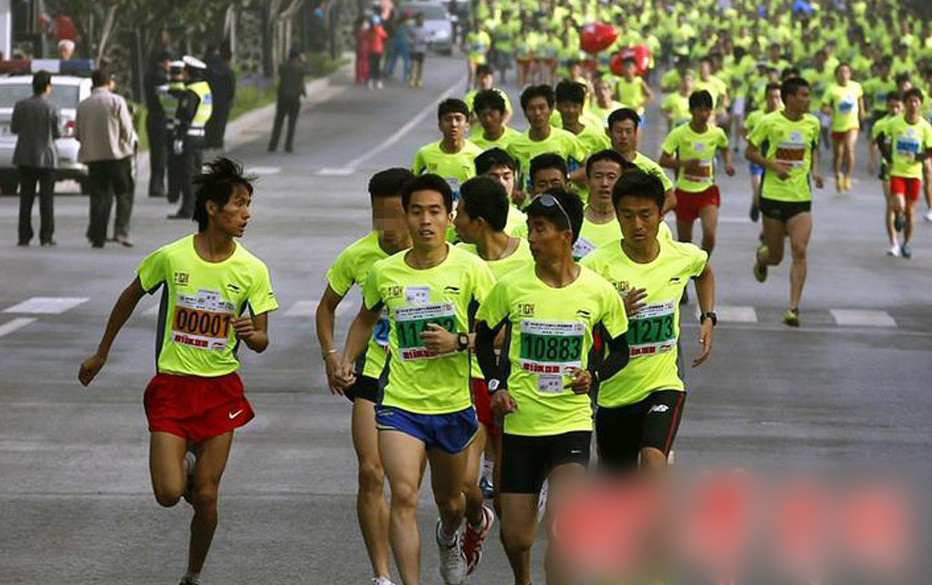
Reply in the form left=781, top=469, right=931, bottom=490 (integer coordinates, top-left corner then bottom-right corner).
left=78, top=158, right=278, bottom=585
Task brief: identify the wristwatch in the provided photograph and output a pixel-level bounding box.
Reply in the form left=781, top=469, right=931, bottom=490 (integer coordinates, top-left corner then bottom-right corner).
left=456, top=332, right=470, bottom=351
left=487, top=378, right=501, bottom=395
left=699, top=311, right=718, bottom=326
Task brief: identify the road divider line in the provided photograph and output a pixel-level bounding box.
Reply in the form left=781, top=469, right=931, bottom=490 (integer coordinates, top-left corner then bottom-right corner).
left=830, top=309, right=896, bottom=327
left=3, top=297, right=89, bottom=314
left=0, top=317, right=37, bottom=338
left=694, top=305, right=758, bottom=323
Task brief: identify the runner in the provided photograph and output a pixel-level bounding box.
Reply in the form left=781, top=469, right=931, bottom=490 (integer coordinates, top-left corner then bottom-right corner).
left=877, top=87, right=932, bottom=259
left=555, top=81, right=612, bottom=156
left=659, top=90, right=735, bottom=257
left=573, top=149, right=631, bottom=260
left=590, top=73, right=624, bottom=125
left=412, top=98, right=483, bottom=204
left=465, top=20, right=491, bottom=86
left=746, top=76, right=825, bottom=327
left=743, top=82, right=783, bottom=222
left=470, top=90, right=520, bottom=152
left=333, top=174, right=495, bottom=585
left=695, top=55, right=731, bottom=126
left=452, top=176, right=533, bottom=573
left=581, top=168, right=715, bottom=474
left=863, top=59, right=896, bottom=175
left=474, top=188, right=630, bottom=585
left=316, top=168, right=415, bottom=585
left=507, top=85, right=588, bottom=193
left=464, top=65, right=513, bottom=127
left=78, top=158, right=278, bottom=585
left=615, top=56, right=654, bottom=119
left=474, top=147, right=527, bottom=234
left=871, top=91, right=905, bottom=256
left=606, top=107, right=676, bottom=214
left=822, top=62, right=866, bottom=192
left=660, top=70, right=695, bottom=131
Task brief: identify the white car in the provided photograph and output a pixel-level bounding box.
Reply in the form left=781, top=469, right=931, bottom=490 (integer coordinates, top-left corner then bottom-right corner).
left=0, top=75, right=92, bottom=194
left=405, top=2, right=455, bottom=55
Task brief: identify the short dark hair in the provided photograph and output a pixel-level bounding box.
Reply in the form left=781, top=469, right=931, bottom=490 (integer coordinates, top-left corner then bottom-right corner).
left=475, top=147, right=517, bottom=174
left=31, top=70, right=51, bottom=95
left=368, top=168, right=415, bottom=200
left=608, top=107, right=641, bottom=130
left=904, top=87, right=924, bottom=102
left=473, top=89, right=506, bottom=115
left=193, top=158, right=257, bottom=232
left=520, top=84, right=555, bottom=111
left=689, top=89, right=713, bottom=110
left=91, top=69, right=111, bottom=88
left=525, top=188, right=584, bottom=242
left=402, top=173, right=454, bottom=213
left=894, top=72, right=911, bottom=85
left=438, top=98, right=469, bottom=121
left=476, top=64, right=493, bottom=78
left=555, top=80, right=587, bottom=105
left=780, top=76, right=810, bottom=101
left=585, top=149, right=630, bottom=177
left=611, top=168, right=666, bottom=212
left=886, top=90, right=904, bottom=102
left=460, top=176, right=509, bottom=231
left=765, top=82, right=782, bottom=94
left=530, top=153, right=568, bottom=182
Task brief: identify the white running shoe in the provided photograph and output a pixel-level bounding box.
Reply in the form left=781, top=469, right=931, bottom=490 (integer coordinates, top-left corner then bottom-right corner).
left=372, top=577, right=397, bottom=585
left=925, top=209, right=932, bottom=222
left=436, top=520, right=466, bottom=585
left=887, top=245, right=901, bottom=257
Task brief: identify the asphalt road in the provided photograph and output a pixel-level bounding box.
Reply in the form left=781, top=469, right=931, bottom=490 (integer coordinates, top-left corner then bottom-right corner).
left=1, top=53, right=930, bottom=585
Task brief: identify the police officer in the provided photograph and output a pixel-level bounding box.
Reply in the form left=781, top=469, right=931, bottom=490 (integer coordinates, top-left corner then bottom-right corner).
left=143, top=51, right=171, bottom=198
left=167, top=55, right=212, bottom=219
left=163, top=60, right=186, bottom=204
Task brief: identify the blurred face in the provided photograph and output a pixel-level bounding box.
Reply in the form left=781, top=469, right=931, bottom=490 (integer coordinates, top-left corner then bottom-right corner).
left=530, top=168, right=566, bottom=195
left=527, top=215, right=570, bottom=263
left=405, top=190, right=451, bottom=249
left=784, top=85, right=811, bottom=114
left=478, top=73, right=494, bottom=89
left=765, top=89, right=782, bottom=111
left=586, top=160, right=623, bottom=207
left=595, top=80, right=613, bottom=103
left=609, top=119, right=638, bottom=154
left=691, top=106, right=712, bottom=125
left=886, top=99, right=903, bottom=116
left=524, top=96, right=552, bottom=129
left=439, top=111, right=468, bottom=142
left=681, top=73, right=695, bottom=94
left=836, top=65, right=851, bottom=84
left=209, top=184, right=251, bottom=237
left=699, top=61, right=711, bottom=77
left=477, top=106, right=504, bottom=134
left=615, top=195, right=661, bottom=245
left=484, top=164, right=515, bottom=197
left=556, top=100, right=582, bottom=125
left=453, top=199, right=480, bottom=243
left=624, top=61, right=636, bottom=79
left=905, top=95, right=922, bottom=117
left=372, top=195, right=407, bottom=245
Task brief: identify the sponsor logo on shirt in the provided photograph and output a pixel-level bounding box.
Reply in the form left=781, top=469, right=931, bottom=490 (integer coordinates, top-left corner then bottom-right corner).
left=518, top=303, right=535, bottom=317
left=443, top=285, right=461, bottom=295
left=226, top=283, right=241, bottom=292
left=382, top=285, right=404, bottom=300
left=174, top=272, right=189, bottom=286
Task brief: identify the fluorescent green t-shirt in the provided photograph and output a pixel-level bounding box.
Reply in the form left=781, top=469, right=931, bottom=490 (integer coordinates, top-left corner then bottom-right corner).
left=660, top=123, right=729, bottom=192
left=616, top=77, right=647, bottom=115
left=694, top=75, right=728, bottom=109
left=573, top=217, right=621, bottom=260
left=326, top=231, right=393, bottom=379
left=362, top=245, right=495, bottom=414
left=504, top=205, right=528, bottom=237
left=590, top=100, right=624, bottom=125
left=412, top=140, right=484, bottom=200
left=631, top=151, right=674, bottom=192
left=581, top=238, right=707, bottom=407
left=886, top=115, right=932, bottom=180
left=661, top=93, right=691, bottom=128
left=507, top=127, right=588, bottom=190
left=470, top=125, right=520, bottom=151
left=748, top=111, right=821, bottom=202
left=862, top=77, right=897, bottom=113
left=823, top=82, right=864, bottom=132
left=476, top=263, right=628, bottom=436
left=466, top=31, right=492, bottom=62
left=464, top=87, right=513, bottom=116
left=137, top=235, right=278, bottom=377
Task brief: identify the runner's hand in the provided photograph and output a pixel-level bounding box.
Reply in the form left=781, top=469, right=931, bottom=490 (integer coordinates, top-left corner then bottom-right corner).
left=512, top=189, right=528, bottom=207
left=233, top=316, right=257, bottom=340
left=725, top=163, right=736, bottom=177
left=491, top=389, right=517, bottom=414
left=333, top=359, right=357, bottom=390
left=420, top=323, right=456, bottom=353
left=565, top=367, right=592, bottom=394
left=78, top=353, right=106, bottom=387
left=692, top=320, right=714, bottom=367
left=324, top=352, right=344, bottom=395
left=770, top=162, right=791, bottom=180
left=623, top=288, right=647, bottom=317
left=813, top=173, right=825, bottom=189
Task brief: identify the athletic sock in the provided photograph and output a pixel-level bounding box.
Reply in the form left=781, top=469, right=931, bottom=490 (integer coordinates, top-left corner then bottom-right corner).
left=182, top=570, right=200, bottom=584
left=437, top=522, right=458, bottom=545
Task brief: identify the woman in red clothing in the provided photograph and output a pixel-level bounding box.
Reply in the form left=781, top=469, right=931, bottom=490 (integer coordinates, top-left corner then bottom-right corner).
left=367, top=14, right=388, bottom=90
left=354, top=16, right=371, bottom=84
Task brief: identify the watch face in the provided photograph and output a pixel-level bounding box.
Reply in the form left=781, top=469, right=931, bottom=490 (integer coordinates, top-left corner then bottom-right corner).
left=488, top=379, right=500, bottom=391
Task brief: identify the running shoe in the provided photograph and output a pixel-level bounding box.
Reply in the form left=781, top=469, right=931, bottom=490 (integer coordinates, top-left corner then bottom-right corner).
left=924, top=210, right=932, bottom=222
left=782, top=308, right=800, bottom=327
left=844, top=174, right=853, bottom=191
left=749, top=203, right=760, bottom=223
left=436, top=520, right=466, bottom=585
left=901, top=244, right=912, bottom=259
left=182, top=449, right=196, bottom=505
left=894, top=212, right=906, bottom=232
left=754, top=244, right=768, bottom=283
left=373, top=577, right=398, bottom=585
left=887, top=245, right=901, bottom=257
left=479, top=475, right=494, bottom=500
left=462, top=504, right=495, bottom=575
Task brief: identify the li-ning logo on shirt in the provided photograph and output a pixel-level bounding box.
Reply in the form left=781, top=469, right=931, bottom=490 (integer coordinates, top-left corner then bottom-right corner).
left=518, top=303, right=535, bottom=317
left=443, top=285, right=461, bottom=295
left=173, top=272, right=189, bottom=286
left=669, top=277, right=681, bottom=284
left=226, top=283, right=241, bottom=292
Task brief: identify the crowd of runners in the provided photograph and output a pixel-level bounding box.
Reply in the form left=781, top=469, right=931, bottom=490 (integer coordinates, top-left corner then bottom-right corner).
left=74, top=0, right=932, bottom=583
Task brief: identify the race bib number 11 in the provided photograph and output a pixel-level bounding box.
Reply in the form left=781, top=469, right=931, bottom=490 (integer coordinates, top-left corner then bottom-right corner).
left=393, top=302, right=457, bottom=360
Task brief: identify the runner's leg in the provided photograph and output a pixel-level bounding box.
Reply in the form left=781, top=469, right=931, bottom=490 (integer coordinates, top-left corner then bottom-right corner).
left=352, top=398, right=392, bottom=579
left=904, top=198, right=916, bottom=246
left=760, top=215, right=786, bottom=266
left=187, top=430, right=235, bottom=575
left=786, top=211, right=813, bottom=311
left=150, top=431, right=188, bottom=507
left=698, top=204, right=719, bottom=256
left=429, top=444, right=469, bottom=538
left=380, top=430, right=428, bottom=585
left=499, top=493, right=538, bottom=585
left=845, top=129, right=859, bottom=179
left=464, top=423, right=488, bottom=526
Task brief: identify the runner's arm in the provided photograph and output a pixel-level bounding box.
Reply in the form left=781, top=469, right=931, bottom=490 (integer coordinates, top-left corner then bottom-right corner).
left=315, top=284, right=348, bottom=387
left=658, top=150, right=679, bottom=170
left=662, top=189, right=677, bottom=215
left=693, top=264, right=715, bottom=367
left=475, top=319, right=507, bottom=388
left=641, top=80, right=655, bottom=104
left=875, top=133, right=892, bottom=161
left=78, top=277, right=147, bottom=386
left=810, top=144, right=824, bottom=187
left=234, top=312, right=269, bottom=353
left=341, top=305, right=381, bottom=365
left=593, top=331, right=629, bottom=382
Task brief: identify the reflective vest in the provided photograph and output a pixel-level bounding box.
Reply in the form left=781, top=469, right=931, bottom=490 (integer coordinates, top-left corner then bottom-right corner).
left=187, top=80, right=213, bottom=136
left=159, top=81, right=185, bottom=129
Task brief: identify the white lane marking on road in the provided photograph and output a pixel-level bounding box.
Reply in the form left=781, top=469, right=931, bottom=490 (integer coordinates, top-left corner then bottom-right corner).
left=3, top=297, right=89, bottom=314
left=830, top=309, right=896, bottom=327
left=0, top=318, right=37, bottom=338
left=316, top=168, right=355, bottom=176
left=245, top=166, right=281, bottom=175
left=285, top=299, right=356, bottom=318
left=694, top=305, right=758, bottom=323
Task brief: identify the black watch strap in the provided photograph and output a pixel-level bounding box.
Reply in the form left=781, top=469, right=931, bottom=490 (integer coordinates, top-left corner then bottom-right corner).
left=699, top=311, right=717, bottom=326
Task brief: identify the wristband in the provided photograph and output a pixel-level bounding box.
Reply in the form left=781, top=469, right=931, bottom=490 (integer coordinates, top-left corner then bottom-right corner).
left=322, top=348, right=339, bottom=359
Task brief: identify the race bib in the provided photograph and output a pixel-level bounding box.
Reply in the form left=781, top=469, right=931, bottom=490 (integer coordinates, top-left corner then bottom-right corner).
left=373, top=310, right=390, bottom=348
left=839, top=98, right=855, bottom=113
left=572, top=237, right=596, bottom=259
left=774, top=141, right=806, bottom=168
left=393, top=302, right=457, bottom=361
left=683, top=159, right=713, bottom=183
left=518, top=320, right=584, bottom=392
left=628, top=301, right=676, bottom=358
left=895, top=138, right=920, bottom=158
left=172, top=289, right=235, bottom=351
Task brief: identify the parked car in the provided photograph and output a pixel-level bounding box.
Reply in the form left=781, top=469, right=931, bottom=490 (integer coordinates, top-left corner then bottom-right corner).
left=404, top=1, right=455, bottom=55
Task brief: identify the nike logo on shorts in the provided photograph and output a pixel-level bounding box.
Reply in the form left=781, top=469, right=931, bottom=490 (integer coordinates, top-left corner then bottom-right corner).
left=228, top=409, right=244, bottom=419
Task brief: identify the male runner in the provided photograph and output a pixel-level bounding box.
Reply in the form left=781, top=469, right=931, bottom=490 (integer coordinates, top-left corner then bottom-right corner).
left=581, top=169, right=715, bottom=473
left=590, top=74, right=624, bottom=125
left=334, top=174, right=495, bottom=585
left=877, top=87, right=932, bottom=259
left=573, top=149, right=630, bottom=260
left=606, top=108, right=676, bottom=214
left=470, top=90, right=520, bottom=152
left=822, top=62, right=865, bottom=192
left=464, top=64, right=513, bottom=126
left=412, top=98, right=483, bottom=202
left=659, top=90, right=735, bottom=257
left=615, top=56, right=654, bottom=118
left=316, top=168, right=415, bottom=585
left=871, top=91, right=904, bottom=256
left=452, top=176, right=533, bottom=573
left=660, top=70, right=695, bottom=130
left=746, top=76, right=825, bottom=327
left=743, top=82, right=783, bottom=222
left=475, top=188, right=630, bottom=585
left=474, top=147, right=527, bottom=234
left=78, top=158, right=278, bottom=585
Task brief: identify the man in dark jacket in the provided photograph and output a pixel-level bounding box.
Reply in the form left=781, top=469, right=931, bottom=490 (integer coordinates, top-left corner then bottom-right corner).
left=205, top=42, right=235, bottom=150
left=144, top=51, right=172, bottom=197
left=268, top=49, right=306, bottom=153
left=12, top=70, right=60, bottom=246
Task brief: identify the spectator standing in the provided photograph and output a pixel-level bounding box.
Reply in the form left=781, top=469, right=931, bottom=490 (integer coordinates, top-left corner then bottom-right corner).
left=76, top=69, right=136, bottom=248
left=354, top=17, right=371, bottom=85
left=12, top=70, right=59, bottom=246
left=143, top=51, right=172, bottom=198
left=58, top=39, right=75, bottom=60
left=410, top=12, right=428, bottom=87
left=205, top=42, right=236, bottom=150
left=384, top=9, right=413, bottom=81
left=367, top=14, right=388, bottom=90
left=268, top=49, right=306, bottom=153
